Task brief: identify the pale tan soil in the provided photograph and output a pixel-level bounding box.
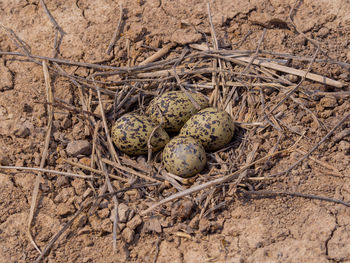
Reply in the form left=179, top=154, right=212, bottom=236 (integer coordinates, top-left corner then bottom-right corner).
left=1, top=0, right=350, bottom=262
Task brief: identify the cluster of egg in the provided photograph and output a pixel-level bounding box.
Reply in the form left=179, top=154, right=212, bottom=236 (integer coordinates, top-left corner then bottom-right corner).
left=111, top=91, right=235, bottom=177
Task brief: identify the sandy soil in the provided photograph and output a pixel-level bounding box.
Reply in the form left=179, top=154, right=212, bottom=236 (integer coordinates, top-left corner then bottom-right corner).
left=1, top=0, right=350, bottom=262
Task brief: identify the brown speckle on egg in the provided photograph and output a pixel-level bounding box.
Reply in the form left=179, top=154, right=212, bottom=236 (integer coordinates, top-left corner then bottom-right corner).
left=111, top=113, right=170, bottom=155
left=179, top=107, right=235, bottom=151
left=146, top=91, right=209, bottom=132
left=162, top=136, right=206, bottom=177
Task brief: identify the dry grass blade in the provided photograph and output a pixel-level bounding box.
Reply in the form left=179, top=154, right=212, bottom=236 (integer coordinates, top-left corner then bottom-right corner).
left=35, top=199, right=93, bottom=263
left=244, top=190, right=350, bottom=208
left=102, top=158, right=162, bottom=183
left=140, top=42, right=176, bottom=66
left=141, top=148, right=290, bottom=215
left=62, top=158, right=129, bottom=182
left=40, top=0, right=65, bottom=35
left=106, top=2, right=124, bottom=54
left=95, top=83, right=120, bottom=164
left=280, top=112, right=350, bottom=176
left=0, top=165, right=97, bottom=179
left=27, top=61, right=53, bottom=254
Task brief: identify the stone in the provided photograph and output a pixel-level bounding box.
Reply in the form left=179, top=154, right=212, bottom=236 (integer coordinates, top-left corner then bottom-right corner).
left=0, top=64, right=13, bottom=91
left=118, top=203, right=131, bottom=223
left=320, top=96, right=337, bottom=108
left=97, top=208, right=110, bottom=219
left=56, top=202, right=75, bottom=216
left=127, top=214, right=143, bottom=230
left=61, top=117, right=72, bottom=129
left=66, top=140, right=91, bottom=156
left=338, top=141, right=350, bottom=154
left=121, top=227, right=135, bottom=243
left=144, top=216, right=162, bottom=233
left=171, top=29, right=202, bottom=45
left=71, top=178, right=86, bottom=196
left=13, top=125, right=30, bottom=138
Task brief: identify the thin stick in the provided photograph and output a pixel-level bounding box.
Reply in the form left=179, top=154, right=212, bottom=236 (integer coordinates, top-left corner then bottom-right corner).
left=141, top=148, right=289, bottom=215
left=0, top=166, right=97, bottom=179
left=39, top=0, right=65, bottom=35
left=295, top=149, right=346, bottom=177
left=102, top=158, right=162, bottom=183
left=106, top=3, right=124, bottom=54
left=27, top=61, right=54, bottom=254
left=244, top=190, right=350, bottom=208
left=281, top=112, right=350, bottom=175
left=35, top=200, right=92, bottom=263
left=62, top=158, right=129, bottom=182
left=97, top=151, right=119, bottom=251
left=139, top=42, right=176, bottom=66
left=95, top=82, right=120, bottom=164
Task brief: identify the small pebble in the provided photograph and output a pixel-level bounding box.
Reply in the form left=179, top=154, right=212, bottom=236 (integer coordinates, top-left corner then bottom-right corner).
left=66, top=140, right=91, bottom=156
left=127, top=214, right=143, bottom=230
left=118, top=203, right=131, bottom=223
left=320, top=96, right=337, bottom=108
left=122, top=227, right=135, bottom=243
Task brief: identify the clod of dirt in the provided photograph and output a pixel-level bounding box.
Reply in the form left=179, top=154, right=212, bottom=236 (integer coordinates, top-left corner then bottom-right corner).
left=320, top=96, right=338, bottom=108
left=171, top=29, right=202, bottom=45
left=144, top=216, right=162, bottom=233
left=338, top=141, right=350, bottom=154
left=71, top=178, right=87, bottom=196
left=118, top=203, right=133, bottom=223
left=122, top=227, right=135, bottom=243
left=171, top=200, right=195, bottom=222
left=13, top=125, right=30, bottom=138
left=56, top=202, right=75, bottom=217
left=127, top=214, right=143, bottom=230
left=66, top=140, right=92, bottom=156
left=0, top=64, right=13, bottom=91
left=334, top=128, right=350, bottom=142
left=199, top=218, right=223, bottom=235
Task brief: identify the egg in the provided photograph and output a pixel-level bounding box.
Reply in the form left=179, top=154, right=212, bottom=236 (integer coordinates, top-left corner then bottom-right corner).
left=179, top=107, right=235, bottom=151
left=111, top=113, right=170, bottom=155
left=146, top=90, right=209, bottom=132
left=162, top=136, right=206, bottom=177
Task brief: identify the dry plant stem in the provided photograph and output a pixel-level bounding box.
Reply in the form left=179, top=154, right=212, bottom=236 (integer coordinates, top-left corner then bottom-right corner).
left=95, top=84, right=121, bottom=164
left=244, top=190, right=350, bottom=208
left=207, top=2, right=222, bottom=107
left=35, top=200, right=93, bottom=263
left=295, top=149, right=345, bottom=177
left=266, top=46, right=320, bottom=116
left=27, top=61, right=53, bottom=254
left=40, top=0, right=65, bottom=35
left=0, top=166, right=97, bottom=179
left=97, top=152, right=119, bottom=251
left=102, top=158, right=162, bottom=183
left=0, top=23, right=32, bottom=58
left=152, top=236, right=162, bottom=263
left=139, top=42, right=176, bottom=65
left=241, top=28, right=267, bottom=75
left=141, top=148, right=289, bottom=215
left=172, top=48, right=201, bottom=110
left=280, top=112, right=350, bottom=176
left=106, top=3, right=124, bottom=54
left=91, top=120, right=101, bottom=171
left=62, top=158, right=129, bottom=182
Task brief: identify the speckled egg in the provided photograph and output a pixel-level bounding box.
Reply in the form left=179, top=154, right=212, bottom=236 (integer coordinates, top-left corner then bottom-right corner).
left=162, top=136, right=206, bottom=177
left=146, top=91, right=209, bottom=132
left=111, top=113, right=170, bottom=155
left=179, top=107, right=235, bottom=151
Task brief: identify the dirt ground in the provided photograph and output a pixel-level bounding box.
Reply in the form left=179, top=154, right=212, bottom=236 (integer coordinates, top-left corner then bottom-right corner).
left=1, top=0, right=350, bottom=262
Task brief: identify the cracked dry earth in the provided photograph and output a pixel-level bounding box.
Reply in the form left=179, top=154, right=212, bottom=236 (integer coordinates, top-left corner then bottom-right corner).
left=1, top=0, right=350, bottom=262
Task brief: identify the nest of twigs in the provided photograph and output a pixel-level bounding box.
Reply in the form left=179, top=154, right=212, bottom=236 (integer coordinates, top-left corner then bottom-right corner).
left=1, top=3, right=350, bottom=262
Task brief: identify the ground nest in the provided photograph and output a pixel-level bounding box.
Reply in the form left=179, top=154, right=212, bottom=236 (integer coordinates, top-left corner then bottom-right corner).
left=1, top=3, right=350, bottom=262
